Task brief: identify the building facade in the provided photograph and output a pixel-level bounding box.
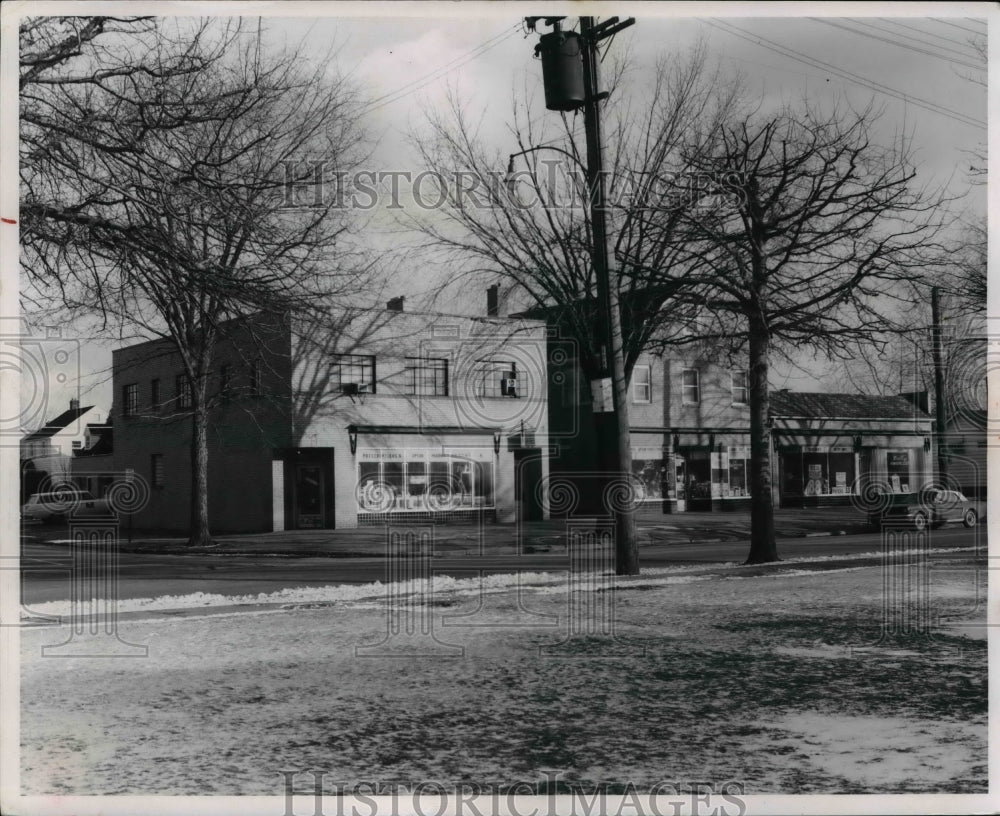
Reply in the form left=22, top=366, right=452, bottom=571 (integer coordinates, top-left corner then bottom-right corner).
left=545, top=340, right=934, bottom=514
left=106, top=306, right=550, bottom=532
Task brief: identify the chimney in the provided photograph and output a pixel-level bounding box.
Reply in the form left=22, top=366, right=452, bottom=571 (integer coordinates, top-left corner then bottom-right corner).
left=486, top=284, right=500, bottom=317
left=387, top=296, right=405, bottom=312
left=70, top=398, right=80, bottom=412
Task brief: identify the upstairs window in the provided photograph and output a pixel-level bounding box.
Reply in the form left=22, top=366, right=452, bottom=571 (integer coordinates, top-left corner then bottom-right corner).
left=122, top=383, right=138, bottom=417
left=632, top=365, right=651, bottom=403
left=473, top=359, right=518, bottom=398
left=332, top=354, right=376, bottom=395
left=406, top=357, right=448, bottom=396
left=731, top=370, right=749, bottom=405
left=681, top=369, right=700, bottom=404
left=176, top=375, right=192, bottom=410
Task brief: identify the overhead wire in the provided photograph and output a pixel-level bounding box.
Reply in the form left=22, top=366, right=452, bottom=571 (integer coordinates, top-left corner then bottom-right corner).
left=875, top=17, right=983, bottom=51
left=703, top=19, right=985, bottom=130
left=810, top=18, right=984, bottom=71
left=363, top=24, right=522, bottom=113
left=931, top=18, right=988, bottom=37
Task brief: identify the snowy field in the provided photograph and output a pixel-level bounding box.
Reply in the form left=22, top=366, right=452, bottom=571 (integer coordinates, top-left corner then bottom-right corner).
left=20, top=556, right=987, bottom=795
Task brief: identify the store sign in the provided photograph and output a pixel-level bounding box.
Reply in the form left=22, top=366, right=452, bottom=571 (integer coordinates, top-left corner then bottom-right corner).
left=590, top=378, right=613, bottom=413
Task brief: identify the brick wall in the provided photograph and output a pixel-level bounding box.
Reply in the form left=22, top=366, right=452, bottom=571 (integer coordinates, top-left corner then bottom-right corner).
left=109, top=309, right=550, bottom=533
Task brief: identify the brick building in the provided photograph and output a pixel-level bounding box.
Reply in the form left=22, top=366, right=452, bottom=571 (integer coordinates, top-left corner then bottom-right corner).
left=107, top=305, right=550, bottom=532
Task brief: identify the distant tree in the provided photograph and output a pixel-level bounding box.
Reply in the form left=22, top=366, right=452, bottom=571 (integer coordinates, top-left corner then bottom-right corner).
left=658, top=102, right=954, bottom=563
left=21, top=18, right=373, bottom=545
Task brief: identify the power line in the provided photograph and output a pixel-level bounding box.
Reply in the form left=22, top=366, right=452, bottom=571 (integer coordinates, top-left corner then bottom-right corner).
left=365, top=24, right=519, bottom=108
left=811, top=18, right=983, bottom=71
left=876, top=17, right=983, bottom=51
left=363, top=25, right=521, bottom=113
left=932, top=18, right=988, bottom=37
left=704, top=19, right=985, bottom=130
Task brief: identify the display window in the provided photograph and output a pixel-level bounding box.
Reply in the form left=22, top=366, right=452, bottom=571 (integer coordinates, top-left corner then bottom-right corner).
left=886, top=450, right=912, bottom=493
left=357, top=449, right=495, bottom=512
left=631, top=447, right=665, bottom=501
left=726, top=446, right=750, bottom=497
left=782, top=446, right=856, bottom=497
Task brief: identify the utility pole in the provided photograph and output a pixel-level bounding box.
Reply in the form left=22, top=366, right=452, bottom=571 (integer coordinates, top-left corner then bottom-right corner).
left=930, top=286, right=949, bottom=484
left=530, top=16, right=638, bottom=574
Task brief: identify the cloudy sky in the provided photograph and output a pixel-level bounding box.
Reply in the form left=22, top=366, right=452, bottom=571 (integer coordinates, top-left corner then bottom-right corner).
left=10, top=2, right=992, bottom=420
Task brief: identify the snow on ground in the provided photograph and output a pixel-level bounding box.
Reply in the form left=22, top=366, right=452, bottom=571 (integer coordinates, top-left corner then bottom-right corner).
left=19, top=559, right=987, bottom=795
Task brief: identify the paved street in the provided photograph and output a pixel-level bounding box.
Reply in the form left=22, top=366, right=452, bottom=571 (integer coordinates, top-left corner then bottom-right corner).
left=21, top=522, right=982, bottom=605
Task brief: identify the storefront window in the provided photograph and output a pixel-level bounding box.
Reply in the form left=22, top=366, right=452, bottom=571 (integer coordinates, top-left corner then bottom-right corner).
left=357, top=450, right=496, bottom=512
left=886, top=450, right=911, bottom=493
left=631, top=449, right=665, bottom=501
left=727, top=446, right=750, bottom=497
left=802, top=450, right=828, bottom=496
left=782, top=446, right=856, bottom=498
left=827, top=451, right=854, bottom=495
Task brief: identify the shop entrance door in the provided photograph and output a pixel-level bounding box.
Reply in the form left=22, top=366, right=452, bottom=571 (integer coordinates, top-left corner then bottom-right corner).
left=295, top=464, right=325, bottom=529
left=514, top=450, right=543, bottom=521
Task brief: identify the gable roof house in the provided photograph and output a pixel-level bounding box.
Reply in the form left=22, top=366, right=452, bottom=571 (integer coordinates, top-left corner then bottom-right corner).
left=20, top=400, right=104, bottom=482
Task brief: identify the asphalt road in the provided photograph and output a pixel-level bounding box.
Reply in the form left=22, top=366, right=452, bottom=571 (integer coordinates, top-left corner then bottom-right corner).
left=19, top=525, right=983, bottom=606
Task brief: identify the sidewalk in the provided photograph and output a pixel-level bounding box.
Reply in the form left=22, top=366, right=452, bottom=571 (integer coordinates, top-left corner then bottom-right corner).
left=28, top=505, right=874, bottom=557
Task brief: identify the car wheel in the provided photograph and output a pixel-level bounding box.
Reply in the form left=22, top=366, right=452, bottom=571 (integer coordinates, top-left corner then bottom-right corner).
left=963, top=509, right=978, bottom=528
left=913, top=511, right=928, bottom=531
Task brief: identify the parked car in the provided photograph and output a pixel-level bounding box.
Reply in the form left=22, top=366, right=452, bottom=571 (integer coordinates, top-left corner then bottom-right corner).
left=869, top=489, right=984, bottom=531
left=21, top=488, right=112, bottom=524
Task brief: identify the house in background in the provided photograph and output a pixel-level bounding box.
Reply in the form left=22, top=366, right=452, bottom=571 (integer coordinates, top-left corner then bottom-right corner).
left=71, top=420, right=116, bottom=498
left=106, top=300, right=550, bottom=533
left=20, top=399, right=105, bottom=484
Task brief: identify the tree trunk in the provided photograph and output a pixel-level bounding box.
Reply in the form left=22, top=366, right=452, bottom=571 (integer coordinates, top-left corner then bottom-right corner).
left=188, top=391, right=213, bottom=547
left=746, top=316, right=778, bottom=563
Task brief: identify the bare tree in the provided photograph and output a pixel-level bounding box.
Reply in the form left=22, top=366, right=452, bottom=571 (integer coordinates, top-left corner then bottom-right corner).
left=19, top=16, right=242, bottom=301
left=657, top=101, right=954, bottom=563
left=407, top=44, right=743, bottom=382
left=21, top=18, right=373, bottom=545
